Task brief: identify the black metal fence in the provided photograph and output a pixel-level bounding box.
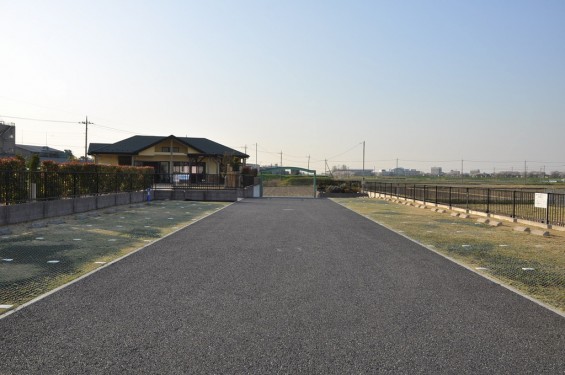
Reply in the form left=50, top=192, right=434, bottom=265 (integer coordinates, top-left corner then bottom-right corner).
left=0, top=171, right=258, bottom=205
left=364, top=182, right=565, bottom=227
left=1, top=170, right=153, bottom=205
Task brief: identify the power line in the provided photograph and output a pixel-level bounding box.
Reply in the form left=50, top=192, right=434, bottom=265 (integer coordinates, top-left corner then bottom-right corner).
left=0, top=114, right=77, bottom=124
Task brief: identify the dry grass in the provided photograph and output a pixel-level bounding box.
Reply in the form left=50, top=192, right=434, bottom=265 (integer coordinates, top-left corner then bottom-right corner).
left=336, top=197, right=565, bottom=313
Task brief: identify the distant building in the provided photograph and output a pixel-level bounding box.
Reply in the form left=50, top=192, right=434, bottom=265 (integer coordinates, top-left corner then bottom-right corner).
left=0, top=122, right=69, bottom=163
left=377, top=167, right=422, bottom=177
left=0, top=121, right=16, bottom=156
left=332, top=169, right=373, bottom=178
left=430, top=166, right=442, bottom=176
left=15, top=145, right=68, bottom=163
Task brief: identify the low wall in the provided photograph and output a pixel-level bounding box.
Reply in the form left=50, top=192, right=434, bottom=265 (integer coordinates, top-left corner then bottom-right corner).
left=0, top=192, right=147, bottom=227
left=153, top=189, right=238, bottom=202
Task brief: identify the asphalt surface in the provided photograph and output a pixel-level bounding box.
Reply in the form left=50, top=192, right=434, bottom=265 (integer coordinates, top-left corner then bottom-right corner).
left=1, top=198, right=564, bottom=374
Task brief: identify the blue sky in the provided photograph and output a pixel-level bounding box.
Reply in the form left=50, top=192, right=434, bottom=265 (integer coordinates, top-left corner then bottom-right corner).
left=1, top=1, right=564, bottom=173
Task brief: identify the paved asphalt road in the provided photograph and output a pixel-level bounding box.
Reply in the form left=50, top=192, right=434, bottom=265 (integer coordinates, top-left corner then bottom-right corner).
left=1, top=198, right=564, bottom=374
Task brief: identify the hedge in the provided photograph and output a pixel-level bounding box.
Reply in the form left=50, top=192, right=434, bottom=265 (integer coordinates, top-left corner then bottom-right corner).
left=1, top=161, right=154, bottom=204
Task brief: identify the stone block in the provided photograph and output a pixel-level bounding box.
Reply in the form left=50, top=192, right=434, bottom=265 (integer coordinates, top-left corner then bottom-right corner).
left=489, top=221, right=502, bottom=227
left=450, top=212, right=460, bottom=217
left=531, top=229, right=550, bottom=237
left=477, top=218, right=490, bottom=224
left=513, top=226, right=530, bottom=232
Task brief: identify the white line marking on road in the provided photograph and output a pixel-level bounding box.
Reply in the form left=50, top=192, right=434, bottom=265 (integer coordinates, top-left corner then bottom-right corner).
left=2, top=259, right=13, bottom=262
left=116, top=225, right=123, bottom=228
left=47, top=260, right=60, bottom=264
left=476, top=267, right=488, bottom=270
left=144, top=226, right=151, bottom=228
left=73, top=238, right=82, bottom=241
left=499, top=244, right=508, bottom=247
left=35, top=237, right=44, bottom=240
left=94, top=261, right=106, bottom=264
left=522, top=268, right=535, bottom=271
left=462, top=244, right=471, bottom=247
left=108, top=239, right=117, bottom=242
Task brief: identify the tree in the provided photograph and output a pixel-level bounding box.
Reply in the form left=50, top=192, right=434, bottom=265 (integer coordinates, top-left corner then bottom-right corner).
left=64, top=149, right=76, bottom=161
left=27, top=154, right=40, bottom=171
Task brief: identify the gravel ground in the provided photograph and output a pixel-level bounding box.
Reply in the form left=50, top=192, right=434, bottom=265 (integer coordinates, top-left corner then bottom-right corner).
left=0, top=200, right=229, bottom=313
left=0, top=198, right=564, bottom=374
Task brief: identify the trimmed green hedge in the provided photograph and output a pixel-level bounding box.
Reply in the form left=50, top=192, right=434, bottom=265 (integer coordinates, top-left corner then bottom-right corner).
left=1, top=161, right=154, bottom=204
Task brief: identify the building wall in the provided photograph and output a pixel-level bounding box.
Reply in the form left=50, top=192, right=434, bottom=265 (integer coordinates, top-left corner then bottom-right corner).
left=0, top=124, right=16, bottom=155
left=95, top=153, right=220, bottom=175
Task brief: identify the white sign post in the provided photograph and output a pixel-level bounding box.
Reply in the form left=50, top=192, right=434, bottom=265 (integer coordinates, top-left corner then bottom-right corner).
left=534, top=193, right=548, bottom=209
left=534, top=193, right=550, bottom=226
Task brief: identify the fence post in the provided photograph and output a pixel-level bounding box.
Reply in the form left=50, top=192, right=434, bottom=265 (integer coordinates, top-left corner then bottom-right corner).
left=448, top=187, right=452, bottom=208
left=435, top=186, right=438, bottom=206
left=73, top=173, right=78, bottom=197
left=423, top=185, right=426, bottom=205
left=512, top=190, right=516, bottom=218
left=546, top=193, right=551, bottom=226
left=466, top=188, right=469, bottom=212
left=486, top=188, right=490, bottom=214
left=413, top=184, right=416, bottom=202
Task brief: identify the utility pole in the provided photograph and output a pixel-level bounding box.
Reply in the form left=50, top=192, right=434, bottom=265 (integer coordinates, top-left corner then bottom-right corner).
left=362, top=141, right=365, bottom=176
left=308, top=155, right=310, bottom=170
left=280, top=151, right=283, bottom=167
left=80, top=116, right=93, bottom=161
left=461, top=159, right=464, bottom=183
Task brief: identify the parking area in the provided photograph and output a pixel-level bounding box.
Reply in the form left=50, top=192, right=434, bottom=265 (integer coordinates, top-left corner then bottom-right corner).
left=0, top=200, right=229, bottom=313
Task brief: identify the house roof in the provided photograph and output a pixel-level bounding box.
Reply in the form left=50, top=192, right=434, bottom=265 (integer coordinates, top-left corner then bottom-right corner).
left=16, top=144, right=66, bottom=154
left=88, top=135, right=248, bottom=158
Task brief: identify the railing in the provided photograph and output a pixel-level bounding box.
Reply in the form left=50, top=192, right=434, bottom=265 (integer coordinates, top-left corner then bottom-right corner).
left=0, top=171, right=257, bottom=205
left=364, top=182, right=565, bottom=227
left=152, top=173, right=229, bottom=190
left=1, top=170, right=153, bottom=205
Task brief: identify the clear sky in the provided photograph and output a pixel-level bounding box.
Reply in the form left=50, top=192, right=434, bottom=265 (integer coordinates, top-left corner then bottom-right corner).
left=1, top=0, right=564, bottom=174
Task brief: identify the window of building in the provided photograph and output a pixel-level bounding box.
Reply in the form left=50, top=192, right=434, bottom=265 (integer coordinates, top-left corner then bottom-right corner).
left=173, top=161, right=205, bottom=174
left=161, top=147, right=180, bottom=153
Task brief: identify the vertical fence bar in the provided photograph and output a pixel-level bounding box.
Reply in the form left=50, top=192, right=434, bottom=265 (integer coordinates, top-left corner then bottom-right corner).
left=512, top=190, right=516, bottom=218
left=466, top=188, right=469, bottom=212
left=546, top=193, right=551, bottom=225
left=486, top=188, right=490, bottom=214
